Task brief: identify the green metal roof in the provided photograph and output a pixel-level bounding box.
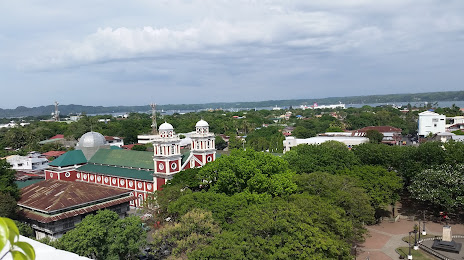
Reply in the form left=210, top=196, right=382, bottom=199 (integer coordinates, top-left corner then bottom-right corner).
left=181, top=151, right=191, bottom=165
left=89, top=149, right=154, bottom=170
left=78, top=164, right=153, bottom=181
left=15, top=179, right=44, bottom=189
left=49, top=150, right=87, bottom=167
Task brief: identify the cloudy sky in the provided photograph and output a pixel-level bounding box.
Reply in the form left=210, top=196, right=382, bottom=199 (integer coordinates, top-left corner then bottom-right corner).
left=1, top=0, right=463, bottom=108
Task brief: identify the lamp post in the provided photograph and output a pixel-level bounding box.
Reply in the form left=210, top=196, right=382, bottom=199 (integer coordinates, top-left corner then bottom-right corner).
left=418, top=221, right=421, bottom=241
left=422, top=221, right=426, bottom=236
left=408, top=231, right=413, bottom=260
left=413, top=230, right=419, bottom=250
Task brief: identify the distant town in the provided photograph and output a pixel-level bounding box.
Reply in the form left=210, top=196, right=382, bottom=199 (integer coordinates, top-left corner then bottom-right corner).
left=2, top=96, right=464, bottom=259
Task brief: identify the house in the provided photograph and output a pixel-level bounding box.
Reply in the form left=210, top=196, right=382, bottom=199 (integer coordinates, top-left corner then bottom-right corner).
left=6, top=152, right=49, bottom=171
left=282, top=126, right=295, bottom=137
left=431, top=132, right=464, bottom=143
left=18, top=179, right=134, bottom=240
left=283, top=136, right=369, bottom=153
left=418, top=111, right=446, bottom=137
left=104, top=136, right=124, bottom=147
left=353, top=126, right=403, bottom=145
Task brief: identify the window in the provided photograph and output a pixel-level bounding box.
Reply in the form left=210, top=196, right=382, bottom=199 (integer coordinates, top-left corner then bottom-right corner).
left=434, top=124, right=437, bottom=127
left=432, top=118, right=438, bottom=122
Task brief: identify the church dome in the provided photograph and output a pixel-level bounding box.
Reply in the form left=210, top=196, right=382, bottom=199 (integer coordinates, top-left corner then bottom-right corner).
left=159, top=122, right=174, bottom=131
left=195, top=120, right=209, bottom=127
left=78, top=131, right=106, bottom=148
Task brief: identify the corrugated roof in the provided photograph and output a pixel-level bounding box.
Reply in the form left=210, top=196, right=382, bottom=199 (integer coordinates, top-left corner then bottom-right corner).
left=49, top=150, right=87, bottom=167
left=78, top=163, right=153, bottom=181
left=89, top=149, right=154, bottom=170
left=20, top=196, right=133, bottom=223
left=18, top=179, right=132, bottom=215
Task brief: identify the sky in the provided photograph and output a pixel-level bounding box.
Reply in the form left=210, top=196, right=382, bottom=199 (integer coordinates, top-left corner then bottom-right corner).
left=1, top=0, right=463, bottom=109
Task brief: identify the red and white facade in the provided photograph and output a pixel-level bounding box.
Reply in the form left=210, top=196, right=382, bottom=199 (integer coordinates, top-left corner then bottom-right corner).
left=182, top=120, right=216, bottom=169
left=45, top=120, right=216, bottom=208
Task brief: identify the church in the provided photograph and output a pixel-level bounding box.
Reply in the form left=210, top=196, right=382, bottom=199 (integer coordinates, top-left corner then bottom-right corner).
left=44, top=119, right=216, bottom=208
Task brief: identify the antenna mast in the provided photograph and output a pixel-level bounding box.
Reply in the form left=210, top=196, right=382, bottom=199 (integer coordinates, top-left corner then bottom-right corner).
left=150, top=103, right=158, bottom=134
left=54, top=101, right=60, bottom=121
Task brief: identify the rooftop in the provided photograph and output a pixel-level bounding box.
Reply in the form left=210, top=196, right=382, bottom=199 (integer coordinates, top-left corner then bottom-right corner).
left=78, top=163, right=153, bottom=181
left=18, top=180, right=133, bottom=222
left=49, top=150, right=87, bottom=167
left=89, top=149, right=154, bottom=170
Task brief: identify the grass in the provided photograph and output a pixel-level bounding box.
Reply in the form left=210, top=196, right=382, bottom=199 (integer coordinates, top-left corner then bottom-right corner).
left=397, top=247, right=435, bottom=260
left=401, top=233, right=437, bottom=243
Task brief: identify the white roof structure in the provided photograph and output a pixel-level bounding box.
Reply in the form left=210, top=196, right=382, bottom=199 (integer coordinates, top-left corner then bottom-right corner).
left=195, top=120, right=209, bottom=127
left=283, top=136, right=369, bottom=153
left=0, top=235, right=91, bottom=260
left=295, top=136, right=369, bottom=145
left=159, top=122, right=174, bottom=131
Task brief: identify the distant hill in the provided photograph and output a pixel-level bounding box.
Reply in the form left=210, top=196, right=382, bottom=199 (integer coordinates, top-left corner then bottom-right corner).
left=1, top=91, right=464, bottom=118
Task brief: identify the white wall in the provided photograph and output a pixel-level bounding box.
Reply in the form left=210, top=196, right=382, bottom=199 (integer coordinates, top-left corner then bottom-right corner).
left=418, top=111, right=446, bottom=136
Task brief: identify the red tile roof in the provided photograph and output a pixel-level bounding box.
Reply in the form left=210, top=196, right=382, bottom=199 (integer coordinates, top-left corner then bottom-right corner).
left=42, top=151, right=66, bottom=157
left=49, top=134, right=64, bottom=140
left=122, top=144, right=136, bottom=150
left=18, top=180, right=133, bottom=223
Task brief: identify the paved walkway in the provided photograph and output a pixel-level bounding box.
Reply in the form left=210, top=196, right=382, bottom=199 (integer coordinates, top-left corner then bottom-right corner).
left=357, top=219, right=464, bottom=259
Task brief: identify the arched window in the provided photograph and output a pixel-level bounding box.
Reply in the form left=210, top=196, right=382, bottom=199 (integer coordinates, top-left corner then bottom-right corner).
left=138, top=194, right=143, bottom=207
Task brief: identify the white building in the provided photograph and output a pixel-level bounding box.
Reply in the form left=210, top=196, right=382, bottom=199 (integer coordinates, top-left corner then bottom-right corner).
left=283, top=136, right=369, bottom=153
left=418, top=111, right=446, bottom=137
left=104, top=136, right=124, bottom=147
left=6, top=152, right=49, bottom=171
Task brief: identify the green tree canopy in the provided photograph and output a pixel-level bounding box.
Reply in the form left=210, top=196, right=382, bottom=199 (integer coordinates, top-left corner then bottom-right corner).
left=58, top=210, right=145, bottom=260
left=336, top=165, right=403, bottom=209
left=283, top=141, right=360, bottom=174
left=365, top=129, right=384, bottom=144
left=198, top=149, right=297, bottom=196
left=409, top=164, right=464, bottom=212
left=0, top=160, right=19, bottom=200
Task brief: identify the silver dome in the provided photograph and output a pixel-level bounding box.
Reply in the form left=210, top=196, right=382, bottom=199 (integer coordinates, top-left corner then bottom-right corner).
left=78, top=131, right=106, bottom=148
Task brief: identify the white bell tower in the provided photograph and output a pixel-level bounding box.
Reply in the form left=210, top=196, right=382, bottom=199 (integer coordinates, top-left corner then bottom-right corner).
left=189, top=120, right=216, bottom=167
left=152, top=122, right=182, bottom=179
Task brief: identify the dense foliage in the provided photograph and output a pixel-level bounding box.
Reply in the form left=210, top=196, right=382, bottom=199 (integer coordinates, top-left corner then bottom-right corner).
left=409, top=164, right=464, bottom=211
left=58, top=210, right=146, bottom=260
left=283, top=141, right=361, bottom=174
left=150, top=149, right=385, bottom=259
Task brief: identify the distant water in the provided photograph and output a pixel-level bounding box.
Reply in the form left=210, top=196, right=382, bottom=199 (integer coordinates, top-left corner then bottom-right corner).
left=88, top=101, right=464, bottom=117
left=345, top=101, right=464, bottom=109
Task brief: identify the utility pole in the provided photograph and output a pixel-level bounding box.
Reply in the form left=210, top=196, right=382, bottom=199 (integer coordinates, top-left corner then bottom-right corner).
left=150, top=103, right=158, bottom=134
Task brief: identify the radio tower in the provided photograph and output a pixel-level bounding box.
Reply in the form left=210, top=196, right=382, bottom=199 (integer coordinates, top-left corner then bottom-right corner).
left=150, top=103, right=158, bottom=134
left=53, top=101, right=60, bottom=121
